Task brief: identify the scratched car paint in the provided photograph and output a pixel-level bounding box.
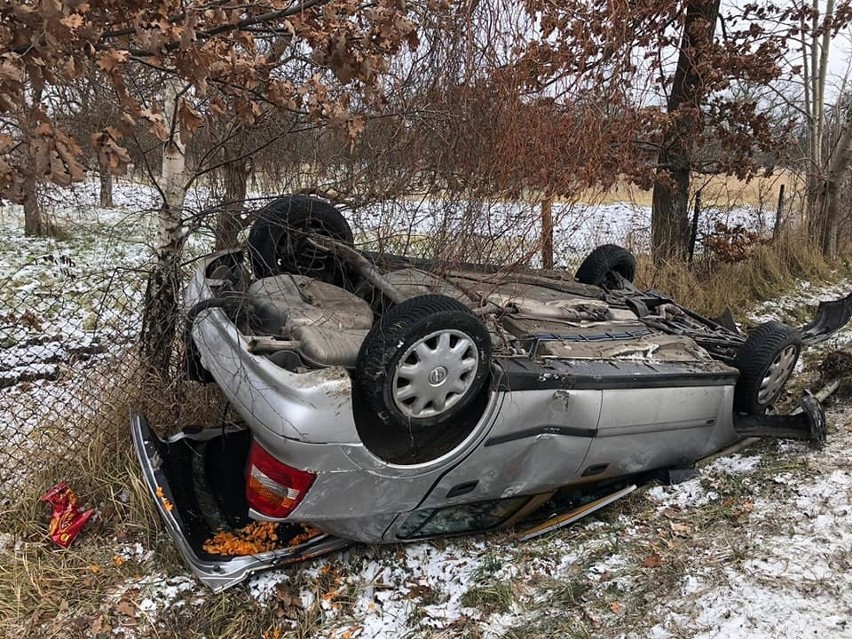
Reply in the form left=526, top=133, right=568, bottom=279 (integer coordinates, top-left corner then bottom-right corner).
left=132, top=195, right=852, bottom=591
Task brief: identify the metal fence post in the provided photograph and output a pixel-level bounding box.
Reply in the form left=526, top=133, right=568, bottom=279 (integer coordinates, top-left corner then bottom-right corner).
left=773, top=184, right=785, bottom=240
left=688, top=189, right=702, bottom=264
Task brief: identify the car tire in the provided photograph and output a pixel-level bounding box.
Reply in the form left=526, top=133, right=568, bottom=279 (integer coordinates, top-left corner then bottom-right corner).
left=247, top=195, right=353, bottom=283
left=733, top=321, right=802, bottom=414
left=355, top=295, right=492, bottom=432
left=575, top=244, right=636, bottom=288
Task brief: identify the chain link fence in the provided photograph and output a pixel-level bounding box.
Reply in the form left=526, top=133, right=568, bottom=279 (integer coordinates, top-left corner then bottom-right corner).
left=0, top=180, right=785, bottom=506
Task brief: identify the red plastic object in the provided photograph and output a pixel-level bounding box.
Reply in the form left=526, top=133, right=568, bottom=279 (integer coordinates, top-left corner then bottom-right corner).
left=246, top=441, right=315, bottom=519
left=39, top=481, right=95, bottom=548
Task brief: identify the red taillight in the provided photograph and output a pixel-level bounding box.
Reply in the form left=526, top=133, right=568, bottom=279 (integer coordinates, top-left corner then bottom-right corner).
left=246, top=441, right=315, bottom=519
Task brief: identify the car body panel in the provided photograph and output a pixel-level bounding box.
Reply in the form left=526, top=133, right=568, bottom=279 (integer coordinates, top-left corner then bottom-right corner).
left=142, top=234, right=845, bottom=591
left=130, top=413, right=352, bottom=593
left=192, top=308, right=359, bottom=445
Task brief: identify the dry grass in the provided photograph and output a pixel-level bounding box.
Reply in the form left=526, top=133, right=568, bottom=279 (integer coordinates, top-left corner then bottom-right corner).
left=577, top=171, right=802, bottom=209
left=0, top=218, right=845, bottom=638
left=635, top=230, right=829, bottom=317
left=0, top=358, right=248, bottom=639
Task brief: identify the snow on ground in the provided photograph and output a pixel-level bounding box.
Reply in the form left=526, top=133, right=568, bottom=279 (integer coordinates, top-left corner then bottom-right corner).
left=1, top=180, right=850, bottom=638
left=637, top=400, right=852, bottom=639
left=749, top=276, right=852, bottom=330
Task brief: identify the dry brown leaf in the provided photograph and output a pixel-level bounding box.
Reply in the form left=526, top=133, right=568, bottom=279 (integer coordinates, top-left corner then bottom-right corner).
left=642, top=553, right=663, bottom=568
left=60, top=14, right=84, bottom=29
left=114, top=598, right=136, bottom=617
left=89, top=614, right=111, bottom=635
left=96, top=50, right=128, bottom=73
left=178, top=100, right=204, bottom=132
left=610, top=601, right=623, bottom=614
left=21, top=309, right=42, bottom=331
left=275, top=586, right=303, bottom=610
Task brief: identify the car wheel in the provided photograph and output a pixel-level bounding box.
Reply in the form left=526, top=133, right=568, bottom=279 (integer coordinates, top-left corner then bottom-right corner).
left=247, top=195, right=353, bottom=282
left=733, top=321, right=802, bottom=414
left=355, top=295, right=492, bottom=432
left=575, top=244, right=636, bottom=288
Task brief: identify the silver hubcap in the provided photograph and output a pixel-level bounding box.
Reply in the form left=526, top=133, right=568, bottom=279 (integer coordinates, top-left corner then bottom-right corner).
left=758, top=344, right=798, bottom=405
left=392, top=329, right=479, bottom=419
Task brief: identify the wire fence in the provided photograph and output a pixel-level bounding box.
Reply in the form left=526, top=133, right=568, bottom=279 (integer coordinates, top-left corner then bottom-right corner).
left=0, top=181, right=787, bottom=505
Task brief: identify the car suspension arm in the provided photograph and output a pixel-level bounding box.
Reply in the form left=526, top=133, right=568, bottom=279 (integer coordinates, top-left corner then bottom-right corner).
left=306, top=236, right=409, bottom=304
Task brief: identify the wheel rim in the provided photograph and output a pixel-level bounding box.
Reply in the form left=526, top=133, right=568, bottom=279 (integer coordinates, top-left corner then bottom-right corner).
left=757, top=344, right=798, bottom=405
left=392, top=329, right=479, bottom=420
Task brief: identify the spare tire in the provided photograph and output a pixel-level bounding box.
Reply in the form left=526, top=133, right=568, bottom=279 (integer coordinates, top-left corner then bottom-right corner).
left=733, top=321, right=801, bottom=414
left=355, top=295, right=492, bottom=432
left=575, top=244, right=636, bottom=288
left=247, top=195, right=353, bottom=283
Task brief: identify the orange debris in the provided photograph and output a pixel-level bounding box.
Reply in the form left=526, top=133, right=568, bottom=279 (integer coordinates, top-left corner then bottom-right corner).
left=203, top=522, right=281, bottom=556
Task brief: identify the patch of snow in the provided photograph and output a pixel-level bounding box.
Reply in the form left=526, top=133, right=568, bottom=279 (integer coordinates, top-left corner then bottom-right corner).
left=645, top=478, right=719, bottom=510
left=117, top=542, right=154, bottom=564
left=748, top=276, right=851, bottom=325
left=135, top=575, right=198, bottom=615
left=639, top=398, right=852, bottom=639
left=705, top=454, right=761, bottom=475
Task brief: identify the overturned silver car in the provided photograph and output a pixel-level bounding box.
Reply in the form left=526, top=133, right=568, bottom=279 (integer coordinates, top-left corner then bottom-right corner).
left=133, top=195, right=852, bottom=591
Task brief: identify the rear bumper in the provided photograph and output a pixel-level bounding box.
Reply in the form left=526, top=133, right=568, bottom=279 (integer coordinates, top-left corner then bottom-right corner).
left=185, top=254, right=361, bottom=446
left=130, top=413, right=351, bottom=592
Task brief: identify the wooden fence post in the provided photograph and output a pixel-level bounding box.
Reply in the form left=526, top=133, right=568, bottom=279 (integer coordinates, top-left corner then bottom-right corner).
left=542, top=196, right=554, bottom=269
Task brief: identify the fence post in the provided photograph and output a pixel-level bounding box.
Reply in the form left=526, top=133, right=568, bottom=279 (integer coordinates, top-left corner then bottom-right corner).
left=542, top=196, right=554, bottom=269
left=688, top=189, right=702, bottom=264
left=773, top=184, right=785, bottom=240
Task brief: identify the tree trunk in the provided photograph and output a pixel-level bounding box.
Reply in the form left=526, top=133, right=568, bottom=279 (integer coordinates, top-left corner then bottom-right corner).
left=651, top=154, right=692, bottom=263
left=817, top=107, right=852, bottom=259
left=804, top=0, right=848, bottom=250
left=22, top=82, right=47, bottom=238
left=99, top=163, right=114, bottom=208
left=214, top=143, right=250, bottom=250
left=141, top=80, right=188, bottom=378
left=22, top=172, right=44, bottom=236
left=650, top=0, right=720, bottom=264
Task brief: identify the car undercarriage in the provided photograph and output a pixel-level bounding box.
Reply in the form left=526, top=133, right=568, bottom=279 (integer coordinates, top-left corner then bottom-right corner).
left=134, top=195, right=852, bottom=591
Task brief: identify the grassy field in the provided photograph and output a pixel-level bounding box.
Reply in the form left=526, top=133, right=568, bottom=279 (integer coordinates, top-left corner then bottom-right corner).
left=1, top=180, right=850, bottom=639
left=577, top=171, right=802, bottom=210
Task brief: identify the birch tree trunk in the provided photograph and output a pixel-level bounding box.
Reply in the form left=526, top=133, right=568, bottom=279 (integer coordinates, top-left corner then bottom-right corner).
left=140, top=80, right=188, bottom=377
left=804, top=0, right=836, bottom=251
